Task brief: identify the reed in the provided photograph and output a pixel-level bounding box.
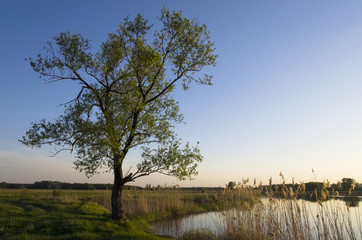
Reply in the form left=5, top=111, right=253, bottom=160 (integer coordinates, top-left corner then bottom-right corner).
left=121, top=186, right=258, bottom=220
left=182, top=176, right=362, bottom=240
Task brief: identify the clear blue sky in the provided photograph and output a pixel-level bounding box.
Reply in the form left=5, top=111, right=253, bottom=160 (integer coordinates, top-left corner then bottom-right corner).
left=1, top=0, right=362, bottom=187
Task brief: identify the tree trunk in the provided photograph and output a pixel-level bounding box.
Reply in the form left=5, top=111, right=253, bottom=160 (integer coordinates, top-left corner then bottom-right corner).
left=111, top=165, right=127, bottom=220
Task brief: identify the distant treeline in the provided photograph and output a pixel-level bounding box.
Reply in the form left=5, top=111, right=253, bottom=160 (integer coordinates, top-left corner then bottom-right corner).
left=0, top=181, right=224, bottom=191
left=0, top=181, right=120, bottom=190
left=263, top=179, right=362, bottom=195
left=4, top=179, right=359, bottom=193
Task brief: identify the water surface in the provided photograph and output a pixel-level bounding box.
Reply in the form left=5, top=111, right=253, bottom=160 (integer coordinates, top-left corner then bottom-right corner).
left=151, top=197, right=362, bottom=238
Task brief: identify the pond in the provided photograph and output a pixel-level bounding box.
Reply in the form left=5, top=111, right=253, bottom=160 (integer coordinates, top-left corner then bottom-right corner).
left=151, top=196, right=362, bottom=239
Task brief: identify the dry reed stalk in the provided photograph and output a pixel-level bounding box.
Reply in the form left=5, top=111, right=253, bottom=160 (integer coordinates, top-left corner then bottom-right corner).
left=214, top=177, right=362, bottom=240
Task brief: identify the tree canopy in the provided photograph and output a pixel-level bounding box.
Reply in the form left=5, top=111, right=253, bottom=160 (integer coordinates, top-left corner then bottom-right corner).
left=20, top=8, right=217, bottom=219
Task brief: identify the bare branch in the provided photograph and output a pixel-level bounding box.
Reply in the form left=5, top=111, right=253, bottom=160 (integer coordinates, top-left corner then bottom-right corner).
left=48, top=148, right=72, bottom=157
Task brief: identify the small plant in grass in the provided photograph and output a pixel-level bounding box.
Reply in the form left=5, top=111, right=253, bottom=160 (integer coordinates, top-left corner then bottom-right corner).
left=51, top=189, right=61, bottom=199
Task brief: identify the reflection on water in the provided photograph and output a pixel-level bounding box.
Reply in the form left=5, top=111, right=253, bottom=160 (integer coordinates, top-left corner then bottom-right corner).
left=336, top=196, right=361, bottom=207
left=151, top=211, right=222, bottom=238
left=151, top=197, right=362, bottom=238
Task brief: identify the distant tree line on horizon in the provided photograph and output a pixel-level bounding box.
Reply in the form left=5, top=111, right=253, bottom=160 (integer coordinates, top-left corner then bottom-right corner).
left=226, top=178, right=361, bottom=193
left=1, top=178, right=359, bottom=193
left=0, top=181, right=223, bottom=191
left=0, top=181, right=118, bottom=190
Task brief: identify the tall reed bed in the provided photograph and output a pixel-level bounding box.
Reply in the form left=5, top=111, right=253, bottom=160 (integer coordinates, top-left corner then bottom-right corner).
left=215, top=198, right=361, bottom=240
left=183, top=176, right=362, bottom=240
left=121, top=187, right=258, bottom=219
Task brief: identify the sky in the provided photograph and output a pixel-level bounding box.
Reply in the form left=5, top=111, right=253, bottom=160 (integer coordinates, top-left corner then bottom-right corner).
left=1, top=0, right=362, bottom=187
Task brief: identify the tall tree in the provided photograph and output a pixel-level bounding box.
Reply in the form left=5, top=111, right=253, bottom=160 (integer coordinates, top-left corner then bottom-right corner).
left=341, top=178, right=356, bottom=191
left=20, top=8, right=216, bottom=220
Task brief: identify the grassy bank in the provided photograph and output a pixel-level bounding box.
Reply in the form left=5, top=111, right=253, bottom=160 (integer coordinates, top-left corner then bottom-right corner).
left=6, top=182, right=361, bottom=240
left=0, top=188, right=257, bottom=239
left=0, top=189, right=173, bottom=239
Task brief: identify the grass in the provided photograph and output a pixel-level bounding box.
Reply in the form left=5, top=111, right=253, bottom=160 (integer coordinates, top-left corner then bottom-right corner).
left=0, top=189, right=173, bottom=239
left=0, top=187, right=257, bottom=239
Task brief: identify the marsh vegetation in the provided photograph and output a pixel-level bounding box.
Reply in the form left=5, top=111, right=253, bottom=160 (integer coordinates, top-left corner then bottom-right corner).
left=1, top=177, right=361, bottom=240
left=0, top=186, right=255, bottom=239
left=179, top=177, right=362, bottom=240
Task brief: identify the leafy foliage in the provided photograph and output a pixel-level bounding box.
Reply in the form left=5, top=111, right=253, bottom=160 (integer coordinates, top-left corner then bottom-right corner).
left=21, top=8, right=216, bottom=184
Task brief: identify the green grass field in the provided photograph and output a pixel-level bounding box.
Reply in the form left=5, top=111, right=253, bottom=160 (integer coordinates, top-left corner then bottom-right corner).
left=0, top=188, right=255, bottom=239
left=0, top=189, right=175, bottom=239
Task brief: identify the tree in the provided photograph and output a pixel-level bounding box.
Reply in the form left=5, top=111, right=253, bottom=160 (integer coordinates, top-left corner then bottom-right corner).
left=341, top=178, right=356, bottom=191
left=20, top=8, right=216, bottom=220
left=227, top=181, right=236, bottom=190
